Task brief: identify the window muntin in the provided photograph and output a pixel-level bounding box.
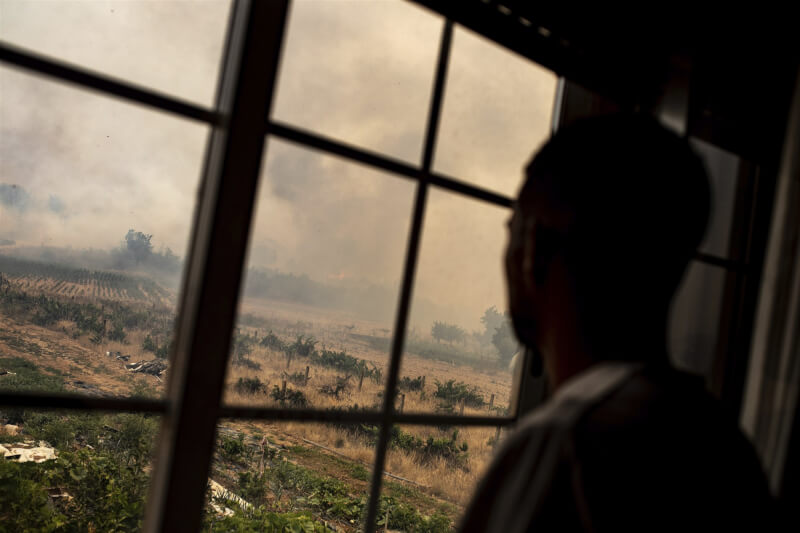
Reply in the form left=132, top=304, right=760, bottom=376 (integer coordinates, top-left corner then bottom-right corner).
left=271, top=0, right=442, bottom=163
left=205, top=420, right=378, bottom=529
left=0, top=3, right=763, bottom=532
left=0, top=66, right=207, bottom=398
left=223, top=139, right=415, bottom=411
left=0, top=0, right=232, bottom=107
left=434, top=25, right=558, bottom=197
left=400, top=188, right=515, bottom=416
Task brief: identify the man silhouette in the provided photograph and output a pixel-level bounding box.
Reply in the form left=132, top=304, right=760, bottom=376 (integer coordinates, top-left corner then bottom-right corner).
left=459, top=114, right=776, bottom=532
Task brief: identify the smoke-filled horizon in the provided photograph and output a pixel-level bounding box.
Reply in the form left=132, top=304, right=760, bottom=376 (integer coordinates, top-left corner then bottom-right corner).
left=0, top=0, right=556, bottom=331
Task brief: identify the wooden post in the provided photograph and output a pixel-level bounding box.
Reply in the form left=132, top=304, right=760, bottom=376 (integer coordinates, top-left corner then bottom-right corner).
left=305, top=365, right=310, bottom=383
left=489, top=394, right=495, bottom=408
left=358, top=368, right=365, bottom=391
left=493, top=426, right=501, bottom=449
left=421, top=375, right=426, bottom=389
left=459, top=400, right=465, bottom=415
left=281, top=380, right=287, bottom=396
left=286, top=352, right=292, bottom=369
left=399, top=393, right=405, bottom=413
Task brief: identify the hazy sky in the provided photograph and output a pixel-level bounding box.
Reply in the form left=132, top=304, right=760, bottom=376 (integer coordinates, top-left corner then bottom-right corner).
left=0, top=0, right=557, bottom=330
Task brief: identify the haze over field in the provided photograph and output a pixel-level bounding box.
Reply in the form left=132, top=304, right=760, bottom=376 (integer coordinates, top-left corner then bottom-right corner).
left=0, top=0, right=556, bottom=331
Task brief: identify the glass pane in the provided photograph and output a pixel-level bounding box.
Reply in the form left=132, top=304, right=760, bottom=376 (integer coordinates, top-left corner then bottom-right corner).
left=204, top=420, right=376, bottom=531
left=272, top=0, right=441, bottom=163
left=221, top=139, right=415, bottom=411
left=690, top=138, right=740, bottom=258
left=379, top=423, right=506, bottom=532
left=669, top=261, right=726, bottom=377
left=400, top=189, right=516, bottom=416
left=434, top=26, right=558, bottom=197
left=0, top=408, right=160, bottom=531
left=0, top=67, right=208, bottom=398
left=0, top=0, right=231, bottom=106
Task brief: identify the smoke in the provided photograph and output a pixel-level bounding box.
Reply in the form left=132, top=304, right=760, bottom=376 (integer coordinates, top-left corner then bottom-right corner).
left=0, top=0, right=556, bottom=332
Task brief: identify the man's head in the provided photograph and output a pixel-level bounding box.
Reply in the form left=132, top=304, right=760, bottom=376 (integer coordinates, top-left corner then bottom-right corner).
left=506, top=114, right=710, bottom=369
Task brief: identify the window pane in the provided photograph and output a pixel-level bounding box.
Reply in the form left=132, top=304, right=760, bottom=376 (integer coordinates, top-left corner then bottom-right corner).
left=205, top=420, right=376, bottom=530
left=434, top=26, right=558, bottom=197
left=0, top=0, right=231, bottom=106
left=399, top=189, right=516, bottom=416
left=0, top=408, right=160, bottom=530
left=222, top=139, right=415, bottom=411
left=690, top=138, right=740, bottom=258
left=379, top=423, right=506, bottom=532
left=272, top=0, right=442, bottom=163
left=0, top=67, right=208, bottom=398
left=669, top=261, right=726, bottom=377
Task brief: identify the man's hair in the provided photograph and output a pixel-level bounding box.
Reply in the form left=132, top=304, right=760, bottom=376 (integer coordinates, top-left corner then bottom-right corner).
left=520, top=114, right=710, bottom=347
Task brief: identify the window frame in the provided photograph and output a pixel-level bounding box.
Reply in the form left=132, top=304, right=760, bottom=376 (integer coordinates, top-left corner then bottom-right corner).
left=0, top=1, right=776, bottom=531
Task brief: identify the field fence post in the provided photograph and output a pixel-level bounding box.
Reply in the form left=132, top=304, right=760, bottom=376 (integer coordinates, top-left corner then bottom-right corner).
left=305, top=365, right=309, bottom=384
left=281, top=380, right=286, bottom=397
left=399, top=393, right=405, bottom=413
left=358, top=368, right=365, bottom=392
left=493, top=426, right=501, bottom=449
left=489, top=393, right=495, bottom=408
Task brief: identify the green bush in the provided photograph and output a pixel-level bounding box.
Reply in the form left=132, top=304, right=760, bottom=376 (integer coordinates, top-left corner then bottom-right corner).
left=398, top=375, right=425, bottom=391
left=235, top=377, right=267, bottom=395
left=219, top=433, right=247, bottom=463
left=270, top=385, right=309, bottom=408
left=434, top=379, right=485, bottom=408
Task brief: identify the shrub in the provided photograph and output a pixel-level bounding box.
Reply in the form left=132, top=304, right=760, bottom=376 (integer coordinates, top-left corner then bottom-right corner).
left=398, top=375, right=425, bottom=391
left=270, top=385, right=308, bottom=408
left=235, top=377, right=267, bottom=395
left=259, top=330, right=286, bottom=351
left=434, top=379, right=485, bottom=408
left=219, top=433, right=246, bottom=462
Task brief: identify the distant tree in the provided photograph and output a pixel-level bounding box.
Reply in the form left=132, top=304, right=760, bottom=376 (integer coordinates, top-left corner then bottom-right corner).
left=124, top=230, right=153, bottom=264
left=479, top=306, right=505, bottom=346
left=431, top=321, right=466, bottom=345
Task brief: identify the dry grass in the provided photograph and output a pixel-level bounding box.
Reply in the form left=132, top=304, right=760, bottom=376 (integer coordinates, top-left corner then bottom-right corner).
left=222, top=298, right=514, bottom=506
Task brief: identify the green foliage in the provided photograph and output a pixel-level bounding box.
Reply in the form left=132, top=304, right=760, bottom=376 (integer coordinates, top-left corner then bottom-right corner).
left=377, top=496, right=451, bottom=533
left=434, top=379, right=485, bottom=408
left=349, top=464, right=369, bottom=481
left=398, top=375, right=425, bottom=391
left=0, top=411, right=157, bottom=532
left=0, top=356, right=64, bottom=395
left=203, top=506, right=327, bottom=532
left=285, top=335, right=317, bottom=358
left=259, top=330, right=286, bottom=351
left=270, top=385, right=309, bottom=408
left=219, top=433, right=247, bottom=463
left=309, top=349, right=381, bottom=383
left=235, top=376, right=268, bottom=395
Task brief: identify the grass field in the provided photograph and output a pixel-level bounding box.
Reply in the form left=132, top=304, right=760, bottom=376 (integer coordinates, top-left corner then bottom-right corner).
left=0, top=258, right=514, bottom=530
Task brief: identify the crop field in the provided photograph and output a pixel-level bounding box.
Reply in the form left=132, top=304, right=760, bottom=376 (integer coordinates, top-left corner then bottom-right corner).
left=0, top=254, right=173, bottom=304
left=0, top=258, right=515, bottom=531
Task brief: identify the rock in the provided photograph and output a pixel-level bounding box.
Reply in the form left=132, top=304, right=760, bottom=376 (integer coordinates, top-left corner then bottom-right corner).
left=1, top=424, right=20, bottom=436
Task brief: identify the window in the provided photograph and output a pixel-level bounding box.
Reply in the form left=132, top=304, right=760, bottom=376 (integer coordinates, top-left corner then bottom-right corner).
left=0, top=1, right=778, bottom=532
left=0, top=2, right=556, bottom=531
